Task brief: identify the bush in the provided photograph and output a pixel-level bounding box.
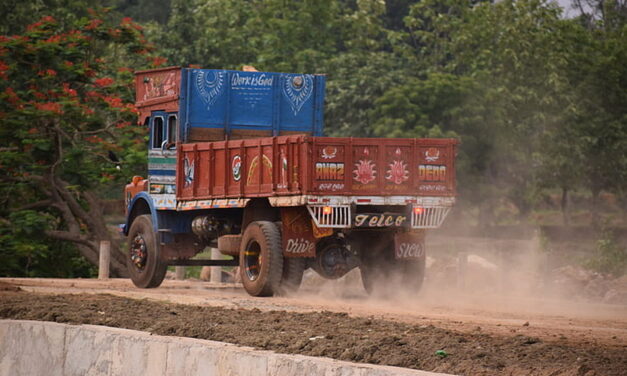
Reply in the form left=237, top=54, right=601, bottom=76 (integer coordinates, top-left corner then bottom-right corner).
left=584, top=228, right=627, bottom=277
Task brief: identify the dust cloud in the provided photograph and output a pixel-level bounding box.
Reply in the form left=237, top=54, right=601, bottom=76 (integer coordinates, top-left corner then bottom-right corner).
left=296, top=229, right=627, bottom=324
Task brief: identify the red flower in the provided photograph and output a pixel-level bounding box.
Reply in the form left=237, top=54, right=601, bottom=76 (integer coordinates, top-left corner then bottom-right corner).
left=26, top=16, right=56, bottom=31
left=86, top=135, right=103, bottom=144
left=26, top=22, right=44, bottom=32
left=35, top=102, right=63, bottom=114
left=33, top=91, right=47, bottom=100
left=63, top=61, right=74, bottom=68
left=149, top=56, right=167, bottom=67
left=66, top=30, right=88, bottom=41
left=62, top=83, right=77, bottom=97
left=10, top=35, right=30, bottom=42
left=108, top=28, right=121, bottom=38
left=94, top=77, right=114, bottom=87
left=117, top=67, right=132, bottom=73
left=4, top=87, right=20, bottom=105
left=44, top=35, right=62, bottom=44
left=0, top=60, right=8, bottom=79
left=116, top=121, right=131, bottom=128
left=121, top=17, right=133, bottom=24
left=85, top=19, right=103, bottom=30
left=124, top=103, right=139, bottom=114
left=28, top=128, right=38, bottom=134
left=103, top=95, right=123, bottom=108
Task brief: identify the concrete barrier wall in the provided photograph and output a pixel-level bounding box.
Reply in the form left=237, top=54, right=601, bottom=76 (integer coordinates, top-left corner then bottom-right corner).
left=0, top=320, right=453, bottom=376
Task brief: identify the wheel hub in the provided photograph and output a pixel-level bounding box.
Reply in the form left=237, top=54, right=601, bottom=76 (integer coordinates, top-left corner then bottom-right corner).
left=244, top=241, right=262, bottom=281
left=130, top=234, right=147, bottom=270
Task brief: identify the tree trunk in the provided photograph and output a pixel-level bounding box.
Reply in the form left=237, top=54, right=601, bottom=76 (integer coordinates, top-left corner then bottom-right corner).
left=590, top=186, right=601, bottom=229
left=45, top=175, right=129, bottom=277
left=561, top=187, right=570, bottom=226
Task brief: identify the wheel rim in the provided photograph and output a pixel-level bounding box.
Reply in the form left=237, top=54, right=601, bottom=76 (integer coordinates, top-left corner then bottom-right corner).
left=244, top=240, right=262, bottom=281
left=130, top=234, right=148, bottom=271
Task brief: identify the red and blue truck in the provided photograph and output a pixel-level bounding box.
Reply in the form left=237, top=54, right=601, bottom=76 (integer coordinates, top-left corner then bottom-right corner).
left=123, top=66, right=457, bottom=296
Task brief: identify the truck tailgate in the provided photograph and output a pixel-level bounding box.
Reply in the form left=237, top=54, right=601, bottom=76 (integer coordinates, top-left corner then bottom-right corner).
left=308, top=137, right=456, bottom=197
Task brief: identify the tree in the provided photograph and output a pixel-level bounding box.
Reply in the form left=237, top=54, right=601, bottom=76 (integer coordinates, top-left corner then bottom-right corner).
left=567, top=0, right=627, bottom=226
left=0, top=11, right=160, bottom=276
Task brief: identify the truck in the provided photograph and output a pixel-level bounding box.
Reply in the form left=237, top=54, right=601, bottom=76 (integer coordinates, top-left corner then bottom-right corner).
left=123, top=66, right=457, bottom=297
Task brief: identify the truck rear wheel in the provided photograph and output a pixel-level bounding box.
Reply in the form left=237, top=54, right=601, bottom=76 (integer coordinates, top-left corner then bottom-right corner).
left=279, top=258, right=306, bottom=294
left=359, top=232, right=425, bottom=295
left=127, top=214, right=167, bottom=288
left=239, top=221, right=284, bottom=296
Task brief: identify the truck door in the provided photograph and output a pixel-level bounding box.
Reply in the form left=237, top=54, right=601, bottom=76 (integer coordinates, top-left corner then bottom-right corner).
left=148, top=111, right=178, bottom=201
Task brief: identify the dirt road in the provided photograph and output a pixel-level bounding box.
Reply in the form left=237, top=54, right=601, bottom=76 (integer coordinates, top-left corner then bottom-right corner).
left=1, top=277, right=625, bottom=375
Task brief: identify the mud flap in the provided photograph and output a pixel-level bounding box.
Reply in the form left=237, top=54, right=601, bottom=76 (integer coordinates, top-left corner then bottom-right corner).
left=394, top=231, right=426, bottom=260
left=280, top=207, right=322, bottom=258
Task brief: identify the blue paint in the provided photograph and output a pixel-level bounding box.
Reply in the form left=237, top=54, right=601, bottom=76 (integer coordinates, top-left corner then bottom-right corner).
left=124, top=192, right=159, bottom=234
left=124, top=192, right=197, bottom=241
left=178, top=68, right=325, bottom=140
left=148, top=169, right=176, bottom=176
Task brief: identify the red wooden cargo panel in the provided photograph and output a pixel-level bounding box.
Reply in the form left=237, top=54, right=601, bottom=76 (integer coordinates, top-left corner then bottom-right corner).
left=308, top=137, right=456, bottom=196
left=177, top=135, right=307, bottom=200
left=176, top=136, right=456, bottom=201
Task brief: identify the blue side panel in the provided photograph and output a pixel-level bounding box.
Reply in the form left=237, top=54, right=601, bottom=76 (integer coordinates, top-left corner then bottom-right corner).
left=180, top=68, right=325, bottom=140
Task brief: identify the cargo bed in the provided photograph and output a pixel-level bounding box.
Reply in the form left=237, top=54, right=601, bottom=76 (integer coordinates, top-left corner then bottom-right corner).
left=176, top=136, right=457, bottom=201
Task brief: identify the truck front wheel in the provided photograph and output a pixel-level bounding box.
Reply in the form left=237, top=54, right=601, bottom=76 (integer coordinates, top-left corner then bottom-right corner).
left=239, top=221, right=284, bottom=296
left=127, top=214, right=167, bottom=288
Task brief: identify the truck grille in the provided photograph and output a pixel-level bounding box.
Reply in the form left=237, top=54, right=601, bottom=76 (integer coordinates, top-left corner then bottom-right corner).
left=411, top=206, right=452, bottom=229
left=307, top=205, right=351, bottom=228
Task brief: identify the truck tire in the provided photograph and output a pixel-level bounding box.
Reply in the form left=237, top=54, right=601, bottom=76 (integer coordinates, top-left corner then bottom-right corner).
left=279, top=258, right=306, bottom=294
left=275, top=221, right=306, bottom=295
left=396, top=257, right=426, bottom=293
left=359, top=232, right=425, bottom=295
left=127, top=214, right=167, bottom=288
left=239, top=221, right=284, bottom=296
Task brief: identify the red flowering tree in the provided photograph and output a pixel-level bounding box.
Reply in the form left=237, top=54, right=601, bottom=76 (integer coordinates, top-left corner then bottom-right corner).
left=0, top=11, right=167, bottom=276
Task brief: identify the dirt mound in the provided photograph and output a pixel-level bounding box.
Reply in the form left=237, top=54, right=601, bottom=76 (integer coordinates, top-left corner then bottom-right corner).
left=1, top=290, right=625, bottom=375
left=551, top=266, right=627, bottom=304
left=0, top=281, right=21, bottom=292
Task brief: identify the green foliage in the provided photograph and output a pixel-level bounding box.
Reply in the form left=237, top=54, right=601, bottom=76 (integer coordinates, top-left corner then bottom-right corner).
left=0, top=211, right=95, bottom=277
left=0, top=8, right=159, bottom=277
left=584, top=228, right=627, bottom=277
left=0, top=11, right=149, bottom=192
left=370, top=73, right=468, bottom=138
